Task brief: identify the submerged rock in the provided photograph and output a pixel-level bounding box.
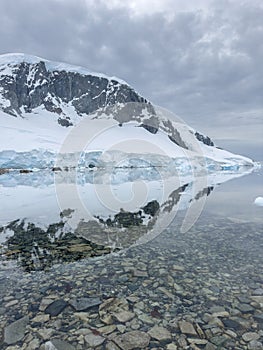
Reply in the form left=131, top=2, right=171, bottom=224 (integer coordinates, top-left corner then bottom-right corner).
left=4, top=316, right=29, bottom=344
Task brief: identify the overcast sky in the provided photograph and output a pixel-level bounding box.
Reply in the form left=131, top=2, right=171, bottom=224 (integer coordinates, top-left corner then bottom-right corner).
left=0, top=0, right=262, bottom=156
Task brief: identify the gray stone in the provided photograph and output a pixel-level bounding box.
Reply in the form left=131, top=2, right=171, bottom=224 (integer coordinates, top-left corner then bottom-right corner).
left=113, top=331, right=150, bottom=349
left=210, top=335, right=228, bottom=346
left=248, top=340, right=263, bottom=350
left=205, top=343, right=216, bottom=350
left=113, top=311, right=135, bottom=323
left=45, top=339, right=75, bottom=350
left=242, top=332, right=260, bottom=342
left=44, top=299, right=68, bottom=316
left=222, top=318, right=244, bottom=330
left=148, top=325, right=172, bottom=341
left=85, top=333, right=105, bottom=347
left=4, top=316, right=29, bottom=345
left=105, top=341, right=122, bottom=350
left=237, top=303, right=255, bottom=313
left=69, top=297, right=101, bottom=311
left=37, top=328, right=54, bottom=340
left=254, top=313, right=263, bottom=323
left=166, top=344, right=178, bottom=350
left=178, top=321, right=197, bottom=336
left=133, top=270, right=148, bottom=277
left=253, top=288, right=263, bottom=296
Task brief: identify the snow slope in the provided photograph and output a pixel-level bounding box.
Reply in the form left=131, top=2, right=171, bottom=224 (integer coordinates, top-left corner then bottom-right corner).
left=0, top=53, right=257, bottom=171
left=0, top=53, right=127, bottom=84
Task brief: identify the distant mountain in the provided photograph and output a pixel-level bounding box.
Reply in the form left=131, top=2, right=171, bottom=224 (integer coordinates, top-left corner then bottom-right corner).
left=0, top=53, right=254, bottom=169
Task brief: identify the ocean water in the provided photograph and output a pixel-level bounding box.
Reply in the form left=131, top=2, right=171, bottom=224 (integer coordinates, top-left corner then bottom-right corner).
left=0, top=160, right=262, bottom=349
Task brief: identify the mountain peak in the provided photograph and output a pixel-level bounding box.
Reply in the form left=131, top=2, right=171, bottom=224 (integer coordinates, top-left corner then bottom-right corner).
left=0, top=53, right=147, bottom=120
left=0, top=53, right=127, bottom=84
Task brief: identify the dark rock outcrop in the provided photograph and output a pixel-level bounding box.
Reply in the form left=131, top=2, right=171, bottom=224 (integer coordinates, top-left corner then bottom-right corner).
left=195, top=131, right=214, bottom=146
left=0, top=60, right=147, bottom=120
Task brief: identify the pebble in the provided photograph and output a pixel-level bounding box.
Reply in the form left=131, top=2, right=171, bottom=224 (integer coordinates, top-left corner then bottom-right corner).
left=148, top=325, right=172, bottom=341
left=178, top=320, right=197, bottom=336
left=242, top=332, right=260, bottom=342
left=5, top=300, right=18, bottom=308
left=85, top=332, right=105, bottom=347
left=113, top=330, right=150, bottom=349
left=0, top=218, right=263, bottom=350
left=44, top=299, right=68, bottom=316
left=166, top=344, right=178, bottom=350
left=69, top=297, right=101, bottom=311
left=44, top=339, right=75, bottom=350
left=237, top=303, right=255, bottom=314
left=248, top=340, right=263, bottom=350
left=113, top=311, right=135, bottom=323
left=4, top=316, right=29, bottom=345
left=32, top=314, right=50, bottom=323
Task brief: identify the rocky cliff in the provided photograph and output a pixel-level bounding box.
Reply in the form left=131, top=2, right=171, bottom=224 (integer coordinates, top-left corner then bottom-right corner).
left=0, top=54, right=147, bottom=123
left=0, top=54, right=215, bottom=148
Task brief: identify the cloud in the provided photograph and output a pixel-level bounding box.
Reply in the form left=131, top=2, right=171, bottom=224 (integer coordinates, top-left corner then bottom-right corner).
left=0, top=0, right=262, bottom=146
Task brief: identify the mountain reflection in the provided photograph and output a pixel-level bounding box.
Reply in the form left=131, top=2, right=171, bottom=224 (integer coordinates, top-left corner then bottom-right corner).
left=0, top=167, right=252, bottom=272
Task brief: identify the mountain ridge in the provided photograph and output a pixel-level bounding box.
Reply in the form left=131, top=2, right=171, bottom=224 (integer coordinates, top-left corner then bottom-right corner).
left=0, top=53, right=147, bottom=123
left=0, top=53, right=255, bottom=170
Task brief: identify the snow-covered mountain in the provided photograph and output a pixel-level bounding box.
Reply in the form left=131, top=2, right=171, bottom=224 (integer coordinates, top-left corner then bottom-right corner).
left=0, top=53, right=255, bottom=170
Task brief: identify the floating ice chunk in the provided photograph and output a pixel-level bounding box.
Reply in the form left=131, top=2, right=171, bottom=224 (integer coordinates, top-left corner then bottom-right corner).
left=254, top=197, right=263, bottom=207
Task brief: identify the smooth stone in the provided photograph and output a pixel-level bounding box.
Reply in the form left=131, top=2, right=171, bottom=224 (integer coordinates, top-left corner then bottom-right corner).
left=237, top=303, right=255, bottom=313
left=225, top=329, right=237, bottom=338
left=148, top=325, right=172, bottom=341
left=105, top=341, right=122, bottom=350
left=4, top=316, right=29, bottom=345
left=85, top=333, right=105, bottom=347
left=178, top=321, right=197, bottom=336
left=211, top=311, right=230, bottom=318
left=113, top=331, right=150, bottom=349
left=210, top=335, right=227, bottom=346
left=32, top=314, right=50, bottom=323
left=248, top=340, right=263, bottom=350
left=117, top=325, right=126, bottom=333
left=177, top=335, right=187, bottom=348
left=27, top=338, right=40, bottom=350
left=37, top=328, right=54, bottom=340
left=99, top=298, right=129, bottom=325
left=172, top=265, right=185, bottom=272
left=5, top=300, right=19, bottom=308
left=158, top=287, right=174, bottom=299
left=188, top=338, right=208, bottom=345
left=98, top=325, right=117, bottom=334
left=132, top=270, right=148, bottom=277
left=253, top=288, right=263, bottom=296
left=44, top=299, right=68, bottom=316
left=69, top=297, right=101, bottom=311
left=44, top=339, right=75, bottom=350
left=222, top=318, right=244, bottom=330
left=138, top=313, right=155, bottom=325
left=205, top=343, right=216, bottom=350
left=242, top=332, right=260, bottom=342
left=251, top=296, right=263, bottom=305
left=254, top=313, right=263, bottom=323
left=166, top=344, right=178, bottom=350
left=113, top=311, right=135, bottom=323
left=39, top=298, right=56, bottom=311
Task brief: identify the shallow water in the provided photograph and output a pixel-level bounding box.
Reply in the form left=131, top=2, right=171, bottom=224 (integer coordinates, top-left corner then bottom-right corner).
left=0, top=166, right=262, bottom=349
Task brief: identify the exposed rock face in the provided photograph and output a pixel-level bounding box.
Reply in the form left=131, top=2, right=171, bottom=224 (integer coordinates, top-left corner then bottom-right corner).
left=195, top=131, right=214, bottom=146
left=0, top=54, right=216, bottom=148
left=0, top=60, right=147, bottom=117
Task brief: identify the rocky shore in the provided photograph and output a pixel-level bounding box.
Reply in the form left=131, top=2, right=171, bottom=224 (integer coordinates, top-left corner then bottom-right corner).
left=0, top=216, right=262, bottom=349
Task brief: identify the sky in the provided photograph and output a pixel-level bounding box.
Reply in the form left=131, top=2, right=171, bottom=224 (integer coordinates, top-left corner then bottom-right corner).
left=0, top=0, right=262, bottom=158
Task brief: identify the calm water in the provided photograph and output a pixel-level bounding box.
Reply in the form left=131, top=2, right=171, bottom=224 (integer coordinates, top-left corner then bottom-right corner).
left=0, top=164, right=262, bottom=349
